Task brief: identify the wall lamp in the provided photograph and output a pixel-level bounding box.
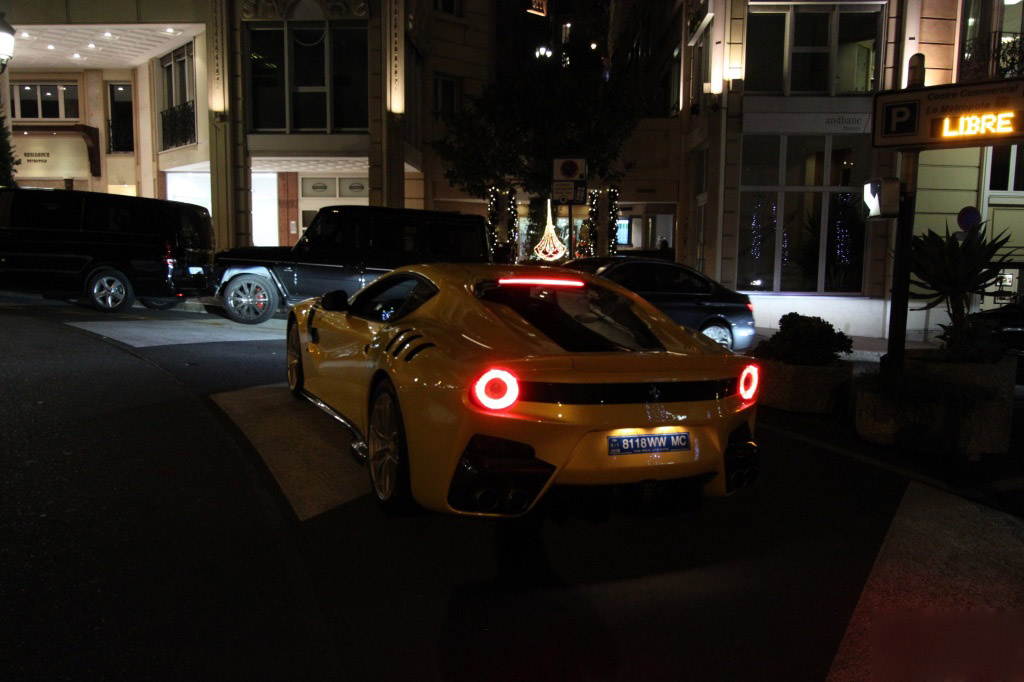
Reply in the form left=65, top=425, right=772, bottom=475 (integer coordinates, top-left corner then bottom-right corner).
left=0, top=13, right=15, bottom=75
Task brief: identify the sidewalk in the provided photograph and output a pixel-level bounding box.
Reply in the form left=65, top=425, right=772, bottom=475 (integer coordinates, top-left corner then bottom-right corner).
left=749, top=328, right=1024, bottom=520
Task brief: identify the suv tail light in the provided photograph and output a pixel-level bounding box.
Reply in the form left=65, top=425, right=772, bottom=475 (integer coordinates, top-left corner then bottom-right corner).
left=164, top=240, right=177, bottom=269
left=746, top=302, right=754, bottom=313
left=472, top=368, right=520, bottom=411
left=739, top=364, right=759, bottom=401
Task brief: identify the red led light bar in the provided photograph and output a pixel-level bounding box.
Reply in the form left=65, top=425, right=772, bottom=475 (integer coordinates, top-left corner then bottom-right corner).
left=497, top=277, right=585, bottom=287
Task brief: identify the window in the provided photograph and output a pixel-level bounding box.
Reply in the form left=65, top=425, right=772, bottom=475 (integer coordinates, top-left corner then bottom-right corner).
left=245, top=23, right=369, bottom=133
left=108, top=84, right=134, bottom=153
left=9, top=191, right=83, bottom=229
left=9, top=84, right=79, bottom=120
left=435, top=0, right=462, bottom=17
left=160, top=43, right=196, bottom=150
left=350, top=275, right=437, bottom=322
left=434, top=75, right=462, bottom=116
left=988, top=144, right=1024, bottom=191
left=737, top=134, right=868, bottom=293
left=746, top=5, right=880, bottom=95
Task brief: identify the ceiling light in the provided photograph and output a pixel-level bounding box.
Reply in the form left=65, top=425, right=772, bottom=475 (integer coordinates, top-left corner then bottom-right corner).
left=20, top=31, right=28, bottom=38
left=46, top=44, right=54, bottom=50
left=103, top=31, right=112, bottom=38
left=165, top=27, right=175, bottom=33
left=590, top=42, right=597, bottom=50
left=87, top=43, right=95, bottom=48
left=72, top=53, right=80, bottom=59
left=117, top=86, right=123, bottom=91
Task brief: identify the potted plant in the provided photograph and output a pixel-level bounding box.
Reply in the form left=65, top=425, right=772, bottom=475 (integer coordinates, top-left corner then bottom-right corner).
left=751, top=312, right=854, bottom=413
left=854, top=223, right=1018, bottom=460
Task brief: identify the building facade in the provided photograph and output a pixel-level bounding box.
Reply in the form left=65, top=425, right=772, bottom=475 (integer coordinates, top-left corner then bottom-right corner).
left=612, top=0, right=1024, bottom=338
left=2, top=0, right=495, bottom=251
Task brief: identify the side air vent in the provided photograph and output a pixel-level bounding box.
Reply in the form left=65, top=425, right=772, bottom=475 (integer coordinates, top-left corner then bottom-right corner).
left=392, top=333, right=423, bottom=357
left=404, top=342, right=436, bottom=361
left=384, top=328, right=415, bottom=353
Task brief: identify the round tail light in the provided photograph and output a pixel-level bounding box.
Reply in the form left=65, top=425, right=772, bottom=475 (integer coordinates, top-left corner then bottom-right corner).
left=472, top=368, right=520, bottom=411
left=739, top=364, right=759, bottom=401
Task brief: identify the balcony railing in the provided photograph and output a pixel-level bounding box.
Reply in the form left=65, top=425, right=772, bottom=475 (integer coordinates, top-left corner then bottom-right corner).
left=160, top=100, right=196, bottom=151
left=107, top=118, right=134, bottom=153
left=960, top=32, right=1024, bottom=82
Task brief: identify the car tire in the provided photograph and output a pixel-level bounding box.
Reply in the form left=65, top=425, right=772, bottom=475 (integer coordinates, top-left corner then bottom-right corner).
left=700, top=322, right=733, bottom=350
left=223, top=274, right=279, bottom=324
left=86, top=269, right=136, bottom=312
left=286, top=320, right=305, bottom=397
left=140, top=298, right=181, bottom=310
left=367, top=379, right=413, bottom=512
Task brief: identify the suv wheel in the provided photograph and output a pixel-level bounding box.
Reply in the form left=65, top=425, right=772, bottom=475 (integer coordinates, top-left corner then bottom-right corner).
left=86, top=269, right=136, bottom=312
left=223, top=275, right=279, bottom=324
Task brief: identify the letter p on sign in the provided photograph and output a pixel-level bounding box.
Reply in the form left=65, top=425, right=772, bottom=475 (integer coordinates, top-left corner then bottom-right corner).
left=883, top=101, right=919, bottom=137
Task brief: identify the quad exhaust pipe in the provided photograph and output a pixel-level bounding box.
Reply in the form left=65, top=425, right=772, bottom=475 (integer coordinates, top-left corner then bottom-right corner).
left=729, top=466, right=760, bottom=491
left=473, top=486, right=531, bottom=514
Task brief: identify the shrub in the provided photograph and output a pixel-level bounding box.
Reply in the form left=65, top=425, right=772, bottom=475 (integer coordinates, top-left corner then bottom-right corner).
left=752, top=312, right=853, bottom=366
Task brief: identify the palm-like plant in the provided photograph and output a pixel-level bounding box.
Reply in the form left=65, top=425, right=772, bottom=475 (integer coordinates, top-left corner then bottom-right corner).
left=909, top=224, right=1015, bottom=360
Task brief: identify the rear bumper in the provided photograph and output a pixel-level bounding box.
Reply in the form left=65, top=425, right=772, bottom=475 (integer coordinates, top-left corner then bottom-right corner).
left=403, top=388, right=758, bottom=517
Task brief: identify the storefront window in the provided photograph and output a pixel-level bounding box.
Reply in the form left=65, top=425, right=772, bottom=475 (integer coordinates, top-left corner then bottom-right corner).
left=738, top=134, right=868, bottom=293
left=738, top=191, right=777, bottom=291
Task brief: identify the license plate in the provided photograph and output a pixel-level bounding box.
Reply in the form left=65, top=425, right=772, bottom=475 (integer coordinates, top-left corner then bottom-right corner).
left=188, top=266, right=205, bottom=275
left=608, top=433, right=690, bottom=456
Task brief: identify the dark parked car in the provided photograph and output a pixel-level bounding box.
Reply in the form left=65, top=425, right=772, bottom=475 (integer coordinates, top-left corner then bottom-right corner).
left=563, top=256, right=756, bottom=351
left=971, top=295, right=1024, bottom=382
left=0, top=188, right=214, bottom=312
left=212, top=205, right=491, bottom=324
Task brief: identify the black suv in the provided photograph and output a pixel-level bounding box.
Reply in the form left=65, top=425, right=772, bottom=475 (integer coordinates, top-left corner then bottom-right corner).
left=0, top=188, right=214, bottom=312
left=213, top=205, right=491, bottom=324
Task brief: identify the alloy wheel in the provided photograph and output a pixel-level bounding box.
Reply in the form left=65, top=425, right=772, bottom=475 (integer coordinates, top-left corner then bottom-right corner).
left=227, top=280, right=269, bottom=321
left=92, top=276, right=126, bottom=309
left=368, top=391, right=401, bottom=501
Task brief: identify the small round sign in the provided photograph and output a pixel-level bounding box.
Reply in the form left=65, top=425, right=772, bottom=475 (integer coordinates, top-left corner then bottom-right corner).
left=956, top=205, right=982, bottom=233
left=312, top=182, right=328, bottom=193
left=560, top=159, right=579, bottom=180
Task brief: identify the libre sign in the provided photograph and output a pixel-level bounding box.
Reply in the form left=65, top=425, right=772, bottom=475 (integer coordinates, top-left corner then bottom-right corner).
left=873, top=78, right=1024, bottom=149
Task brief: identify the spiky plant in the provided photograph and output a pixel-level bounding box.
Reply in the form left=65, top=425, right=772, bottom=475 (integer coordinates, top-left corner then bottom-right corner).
left=909, top=223, right=1015, bottom=361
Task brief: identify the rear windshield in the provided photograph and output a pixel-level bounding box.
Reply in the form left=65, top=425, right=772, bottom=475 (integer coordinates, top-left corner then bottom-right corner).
left=478, top=281, right=664, bottom=353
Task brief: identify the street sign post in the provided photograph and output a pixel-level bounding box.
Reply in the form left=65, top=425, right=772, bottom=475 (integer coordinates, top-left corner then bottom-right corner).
left=552, top=159, right=587, bottom=256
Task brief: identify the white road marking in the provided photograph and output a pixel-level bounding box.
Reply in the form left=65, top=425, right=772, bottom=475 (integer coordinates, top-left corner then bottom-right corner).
left=827, top=482, right=1024, bottom=681
left=66, top=318, right=286, bottom=347
left=212, top=383, right=369, bottom=520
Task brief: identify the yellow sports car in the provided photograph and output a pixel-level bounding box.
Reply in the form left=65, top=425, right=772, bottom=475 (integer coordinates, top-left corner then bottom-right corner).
left=286, top=263, right=760, bottom=517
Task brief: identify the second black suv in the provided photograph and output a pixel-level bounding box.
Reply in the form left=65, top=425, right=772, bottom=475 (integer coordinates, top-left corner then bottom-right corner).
left=213, top=205, right=491, bottom=324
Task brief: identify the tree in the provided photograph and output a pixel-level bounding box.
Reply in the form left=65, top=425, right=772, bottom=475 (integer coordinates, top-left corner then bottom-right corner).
left=0, top=114, right=19, bottom=186
left=432, top=41, right=639, bottom=200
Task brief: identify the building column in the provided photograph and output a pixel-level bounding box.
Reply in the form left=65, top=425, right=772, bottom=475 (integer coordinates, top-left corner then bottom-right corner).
left=369, top=0, right=404, bottom=208
left=208, top=0, right=250, bottom=250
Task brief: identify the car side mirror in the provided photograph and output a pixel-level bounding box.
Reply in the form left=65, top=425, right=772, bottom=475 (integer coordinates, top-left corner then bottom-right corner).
left=320, top=290, right=349, bottom=312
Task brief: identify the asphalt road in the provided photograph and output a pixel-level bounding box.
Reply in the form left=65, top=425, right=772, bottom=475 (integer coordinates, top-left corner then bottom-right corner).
left=2, top=292, right=1021, bottom=681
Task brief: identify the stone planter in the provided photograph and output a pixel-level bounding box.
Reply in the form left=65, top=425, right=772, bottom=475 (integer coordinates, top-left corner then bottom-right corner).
left=756, top=359, right=854, bottom=414
left=854, top=353, right=1017, bottom=460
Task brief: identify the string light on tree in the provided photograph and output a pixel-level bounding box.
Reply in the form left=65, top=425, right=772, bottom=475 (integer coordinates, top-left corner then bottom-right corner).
left=486, top=186, right=501, bottom=253
left=586, top=190, right=600, bottom=257
left=506, top=187, right=518, bottom=263
left=533, top=199, right=568, bottom=261
left=607, top=188, right=620, bottom=256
